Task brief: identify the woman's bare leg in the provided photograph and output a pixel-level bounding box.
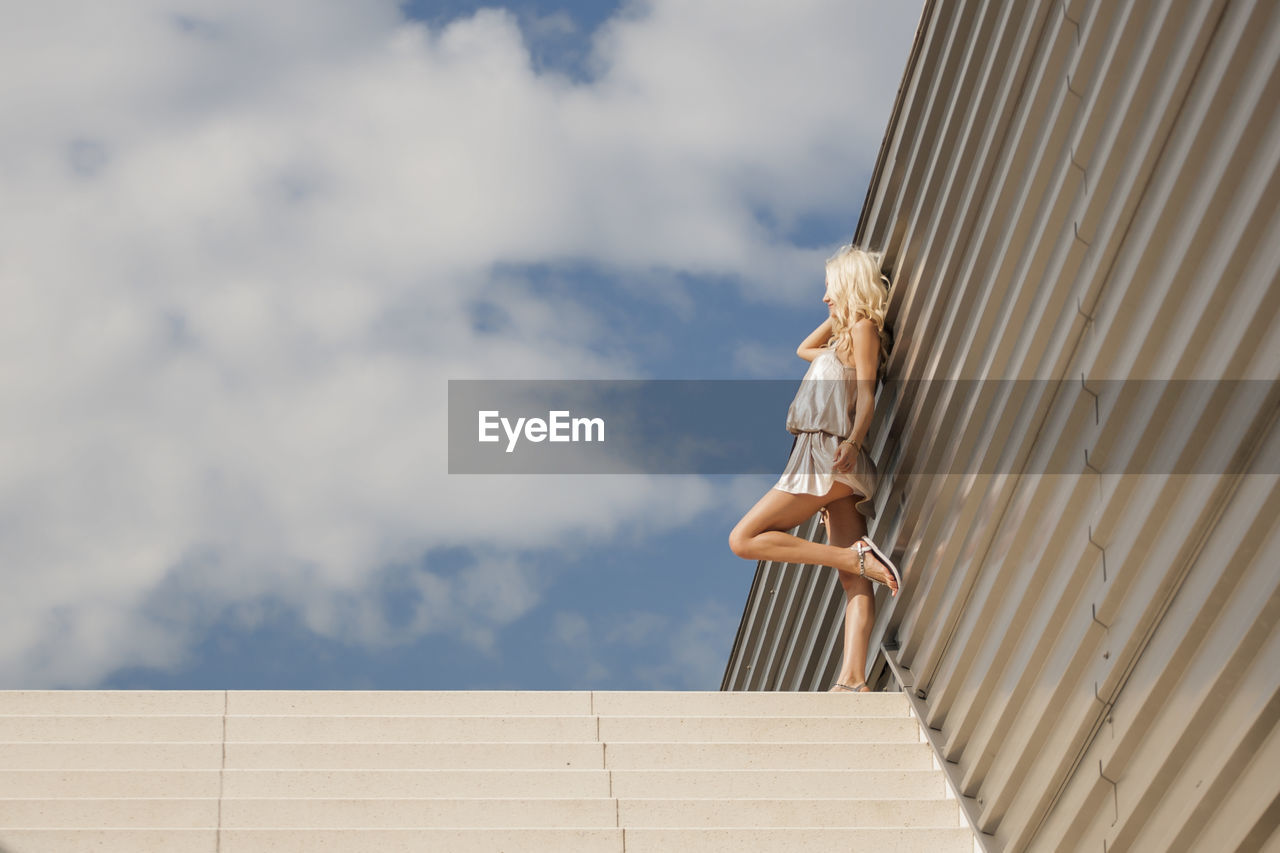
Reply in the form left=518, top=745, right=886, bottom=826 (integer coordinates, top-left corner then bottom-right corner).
left=728, top=487, right=899, bottom=590
left=823, top=495, right=875, bottom=690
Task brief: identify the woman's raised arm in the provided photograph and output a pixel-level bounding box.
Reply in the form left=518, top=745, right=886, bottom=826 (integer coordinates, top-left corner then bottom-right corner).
left=796, top=317, right=834, bottom=362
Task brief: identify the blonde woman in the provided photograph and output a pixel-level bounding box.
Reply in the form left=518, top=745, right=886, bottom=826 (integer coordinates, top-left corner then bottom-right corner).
left=728, top=244, right=901, bottom=693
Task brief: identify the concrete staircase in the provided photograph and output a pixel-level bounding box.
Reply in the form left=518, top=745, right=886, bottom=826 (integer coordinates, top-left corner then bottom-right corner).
left=0, top=690, right=978, bottom=852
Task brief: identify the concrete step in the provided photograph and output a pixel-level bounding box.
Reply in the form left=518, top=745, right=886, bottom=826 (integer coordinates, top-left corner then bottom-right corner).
left=224, top=739, right=934, bottom=770
left=0, top=716, right=224, bottom=742
left=601, top=740, right=935, bottom=770
left=0, top=798, right=220, bottom=828
left=590, top=691, right=910, bottom=716
left=0, top=690, right=909, bottom=717
left=0, top=692, right=224, bottom=715
left=617, top=796, right=961, bottom=828
left=226, top=715, right=601, bottom=743
left=0, top=768, right=947, bottom=799
left=0, top=714, right=921, bottom=744
left=218, top=768, right=945, bottom=799
left=225, top=740, right=606, bottom=769
left=0, top=826, right=976, bottom=853
left=224, top=768, right=944, bottom=799
left=0, top=742, right=223, bottom=769
left=0, top=771, right=222, bottom=798
left=0, top=796, right=961, bottom=828
left=609, top=769, right=947, bottom=799
left=0, top=739, right=936, bottom=770
left=0, top=690, right=977, bottom=852
left=623, top=827, right=977, bottom=852
left=210, top=714, right=916, bottom=744
left=595, top=715, right=920, bottom=742
left=0, top=829, right=220, bottom=853
left=225, top=690, right=910, bottom=717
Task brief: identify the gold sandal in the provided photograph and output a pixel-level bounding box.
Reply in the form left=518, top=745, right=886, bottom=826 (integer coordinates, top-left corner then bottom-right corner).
left=852, top=538, right=902, bottom=596
left=830, top=681, right=871, bottom=692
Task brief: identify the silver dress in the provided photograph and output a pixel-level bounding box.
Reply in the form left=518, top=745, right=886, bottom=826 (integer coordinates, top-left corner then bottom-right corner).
left=773, top=346, right=878, bottom=518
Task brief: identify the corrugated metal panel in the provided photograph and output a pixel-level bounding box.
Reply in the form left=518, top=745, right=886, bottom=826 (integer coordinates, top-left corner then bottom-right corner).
left=724, top=1, right=1280, bottom=851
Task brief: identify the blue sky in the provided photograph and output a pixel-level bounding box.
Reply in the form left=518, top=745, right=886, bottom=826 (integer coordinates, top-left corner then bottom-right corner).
left=1, top=0, right=923, bottom=689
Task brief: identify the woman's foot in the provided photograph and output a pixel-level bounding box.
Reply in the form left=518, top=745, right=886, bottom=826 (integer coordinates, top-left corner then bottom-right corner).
left=848, top=538, right=902, bottom=596
left=829, top=681, right=871, bottom=692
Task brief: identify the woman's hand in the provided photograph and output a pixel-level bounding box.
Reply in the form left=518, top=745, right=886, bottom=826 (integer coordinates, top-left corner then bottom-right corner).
left=833, top=440, right=857, bottom=473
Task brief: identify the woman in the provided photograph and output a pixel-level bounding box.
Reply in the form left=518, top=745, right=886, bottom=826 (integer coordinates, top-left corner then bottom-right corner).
left=728, top=244, right=901, bottom=693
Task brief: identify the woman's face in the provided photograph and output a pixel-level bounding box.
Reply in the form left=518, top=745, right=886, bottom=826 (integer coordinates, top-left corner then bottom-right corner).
left=823, top=277, right=835, bottom=313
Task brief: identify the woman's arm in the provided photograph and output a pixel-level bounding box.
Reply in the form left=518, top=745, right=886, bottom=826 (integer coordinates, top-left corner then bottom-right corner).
left=796, top=318, right=833, bottom=362
left=833, top=319, right=881, bottom=473
left=846, top=318, right=881, bottom=447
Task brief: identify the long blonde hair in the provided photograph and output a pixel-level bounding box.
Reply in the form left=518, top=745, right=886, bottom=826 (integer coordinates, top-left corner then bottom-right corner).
left=826, top=244, right=891, bottom=372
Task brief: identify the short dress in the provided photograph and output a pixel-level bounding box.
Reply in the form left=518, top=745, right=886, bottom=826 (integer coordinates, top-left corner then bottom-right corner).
left=773, top=345, right=878, bottom=518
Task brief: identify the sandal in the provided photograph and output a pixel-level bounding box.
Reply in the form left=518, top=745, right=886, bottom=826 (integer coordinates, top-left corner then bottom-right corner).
left=830, top=682, right=871, bottom=692
left=851, top=537, right=903, bottom=596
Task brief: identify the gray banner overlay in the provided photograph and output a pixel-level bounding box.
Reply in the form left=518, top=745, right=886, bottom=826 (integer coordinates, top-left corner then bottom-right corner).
left=448, top=379, right=1279, bottom=475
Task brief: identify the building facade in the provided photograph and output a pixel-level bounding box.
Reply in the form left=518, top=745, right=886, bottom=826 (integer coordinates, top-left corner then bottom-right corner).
left=724, top=0, right=1280, bottom=850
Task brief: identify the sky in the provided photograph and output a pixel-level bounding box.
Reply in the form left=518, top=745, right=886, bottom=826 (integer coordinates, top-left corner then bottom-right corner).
left=1, top=0, right=924, bottom=690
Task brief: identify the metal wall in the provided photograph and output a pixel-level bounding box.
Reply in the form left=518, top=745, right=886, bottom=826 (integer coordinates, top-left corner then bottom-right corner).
left=723, top=1, right=1280, bottom=851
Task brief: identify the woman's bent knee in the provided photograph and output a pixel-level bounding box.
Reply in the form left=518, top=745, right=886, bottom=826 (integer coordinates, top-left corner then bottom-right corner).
left=729, top=513, right=769, bottom=558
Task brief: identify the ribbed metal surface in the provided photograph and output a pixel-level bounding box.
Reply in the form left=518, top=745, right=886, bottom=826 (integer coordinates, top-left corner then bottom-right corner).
left=724, top=1, right=1280, bottom=852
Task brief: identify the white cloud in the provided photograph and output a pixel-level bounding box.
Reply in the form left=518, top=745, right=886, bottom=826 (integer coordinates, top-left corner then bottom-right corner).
left=549, top=611, right=610, bottom=682
left=605, top=610, right=668, bottom=646
left=551, top=610, right=591, bottom=646
left=0, top=0, right=921, bottom=685
left=547, top=603, right=737, bottom=689
left=632, top=601, right=742, bottom=689
left=732, top=340, right=803, bottom=377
